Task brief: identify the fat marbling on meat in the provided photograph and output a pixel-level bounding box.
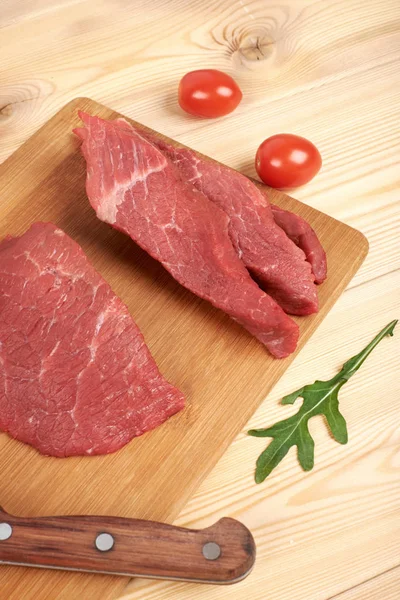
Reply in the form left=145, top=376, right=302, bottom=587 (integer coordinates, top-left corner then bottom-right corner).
left=0, top=222, right=184, bottom=457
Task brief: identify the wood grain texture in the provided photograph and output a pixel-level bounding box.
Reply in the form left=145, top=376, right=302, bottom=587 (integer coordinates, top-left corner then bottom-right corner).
left=0, top=508, right=255, bottom=584
left=330, top=567, right=400, bottom=600
left=0, top=96, right=366, bottom=600
left=0, top=1, right=399, bottom=599
left=122, top=272, right=400, bottom=600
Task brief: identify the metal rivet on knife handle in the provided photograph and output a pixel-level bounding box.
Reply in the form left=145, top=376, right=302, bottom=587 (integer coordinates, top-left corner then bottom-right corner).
left=202, top=541, right=221, bottom=560
left=95, top=532, right=115, bottom=552
left=0, top=523, right=13, bottom=541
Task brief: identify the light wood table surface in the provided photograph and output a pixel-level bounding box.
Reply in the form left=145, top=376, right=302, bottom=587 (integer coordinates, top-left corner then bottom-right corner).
left=1, top=1, right=399, bottom=599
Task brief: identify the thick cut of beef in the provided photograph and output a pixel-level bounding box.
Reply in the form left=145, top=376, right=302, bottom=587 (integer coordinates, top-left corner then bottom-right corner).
left=114, top=121, right=327, bottom=285
left=131, top=127, right=319, bottom=315
left=74, top=113, right=299, bottom=358
left=122, top=124, right=326, bottom=285
left=270, top=205, right=327, bottom=284
left=0, top=223, right=184, bottom=457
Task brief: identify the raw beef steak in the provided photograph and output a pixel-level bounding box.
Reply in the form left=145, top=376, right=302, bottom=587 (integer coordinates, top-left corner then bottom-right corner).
left=114, top=120, right=327, bottom=285
left=0, top=222, right=184, bottom=457
left=124, top=123, right=327, bottom=285
left=124, top=124, right=320, bottom=315
left=74, top=113, right=299, bottom=358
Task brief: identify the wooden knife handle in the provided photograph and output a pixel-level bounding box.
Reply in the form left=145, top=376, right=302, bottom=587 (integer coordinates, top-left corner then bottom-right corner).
left=0, top=506, right=255, bottom=584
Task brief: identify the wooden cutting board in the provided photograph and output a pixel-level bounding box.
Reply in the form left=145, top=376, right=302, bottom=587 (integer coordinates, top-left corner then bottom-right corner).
left=0, top=98, right=368, bottom=600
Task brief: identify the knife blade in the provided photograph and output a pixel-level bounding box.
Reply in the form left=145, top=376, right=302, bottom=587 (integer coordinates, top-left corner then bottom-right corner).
left=0, top=506, right=255, bottom=584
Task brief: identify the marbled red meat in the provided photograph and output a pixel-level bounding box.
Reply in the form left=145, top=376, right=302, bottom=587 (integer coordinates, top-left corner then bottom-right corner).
left=74, top=113, right=299, bottom=358
left=127, top=125, right=321, bottom=315
left=0, top=223, right=184, bottom=457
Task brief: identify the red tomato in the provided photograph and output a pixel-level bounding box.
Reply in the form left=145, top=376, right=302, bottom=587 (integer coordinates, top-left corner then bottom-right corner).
left=178, top=69, right=242, bottom=118
left=255, top=134, right=322, bottom=189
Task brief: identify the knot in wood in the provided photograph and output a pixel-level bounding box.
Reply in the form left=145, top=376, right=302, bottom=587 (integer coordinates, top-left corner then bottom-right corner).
left=235, top=27, right=275, bottom=64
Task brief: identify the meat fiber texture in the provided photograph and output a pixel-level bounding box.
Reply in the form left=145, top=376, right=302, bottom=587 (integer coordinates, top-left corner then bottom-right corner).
left=114, top=122, right=327, bottom=285
left=270, top=205, right=327, bottom=284
left=74, top=113, right=299, bottom=358
left=122, top=123, right=327, bottom=287
left=129, top=127, right=324, bottom=314
left=0, top=223, right=184, bottom=457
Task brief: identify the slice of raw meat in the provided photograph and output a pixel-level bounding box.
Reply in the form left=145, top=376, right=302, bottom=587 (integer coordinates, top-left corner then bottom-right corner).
left=120, top=124, right=319, bottom=315
left=113, top=120, right=327, bottom=284
left=270, top=205, right=327, bottom=284
left=0, top=222, right=184, bottom=457
left=74, top=113, right=299, bottom=358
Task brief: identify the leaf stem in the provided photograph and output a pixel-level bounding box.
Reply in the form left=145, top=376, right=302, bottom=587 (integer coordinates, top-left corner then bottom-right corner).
left=338, top=319, right=398, bottom=381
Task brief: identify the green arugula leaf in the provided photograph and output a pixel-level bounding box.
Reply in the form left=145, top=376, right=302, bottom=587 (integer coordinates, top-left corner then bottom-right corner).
left=249, top=320, right=397, bottom=483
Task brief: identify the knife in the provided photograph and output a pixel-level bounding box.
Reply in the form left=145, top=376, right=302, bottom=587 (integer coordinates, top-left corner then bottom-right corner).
left=0, top=506, right=255, bottom=584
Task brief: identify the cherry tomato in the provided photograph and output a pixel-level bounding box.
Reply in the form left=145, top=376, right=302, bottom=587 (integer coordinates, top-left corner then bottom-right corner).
left=255, top=134, right=322, bottom=189
left=178, top=69, right=242, bottom=118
